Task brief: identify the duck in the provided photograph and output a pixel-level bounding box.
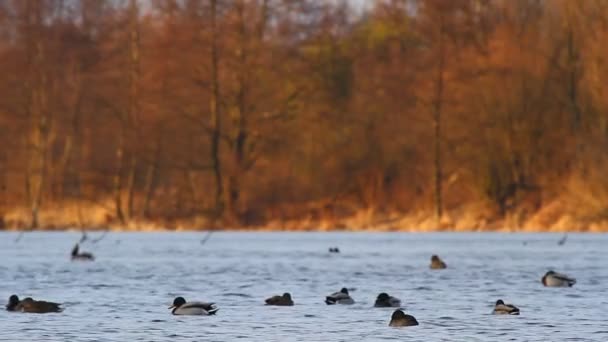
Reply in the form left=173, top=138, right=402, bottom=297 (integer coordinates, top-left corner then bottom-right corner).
left=169, top=297, right=218, bottom=315
left=6, top=295, right=63, bottom=313
left=389, top=309, right=419, bottom=327
left=430, top=255, right=447, bottom=269
left=329, top=247, right=340, bottom=253
left=71, top=244, right=94, bottom=261
left=492, top=299, right=520, bottom=315
left=265, top=293, right=294, bottom=306
left=542, top=270, right=576, bottom=287
left=325, top=288, right=354, bottom=305
left=374, top=293, right=401, bottom=308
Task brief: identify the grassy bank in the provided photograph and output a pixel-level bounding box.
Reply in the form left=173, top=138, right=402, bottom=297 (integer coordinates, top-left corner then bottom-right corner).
left=1, top=195, right=607, bottom=233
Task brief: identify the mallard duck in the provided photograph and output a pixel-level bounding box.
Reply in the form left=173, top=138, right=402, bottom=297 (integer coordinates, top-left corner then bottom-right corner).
left=325, top=288, right=354, bottom=305
left=374, top=293, right=401, bottom=308
left=492, top=299, right=520, bottom=315
left=389, top=309, right=419, bottom=327
left=542, top=270, right=576, bottom=287
left=169, top=297, right=218, bottom=315
left=265, top=293, right=294, bottom=306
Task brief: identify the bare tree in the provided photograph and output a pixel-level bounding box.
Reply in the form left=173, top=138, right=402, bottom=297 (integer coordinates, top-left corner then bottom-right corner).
left=23, top=0, right=50, bottom=228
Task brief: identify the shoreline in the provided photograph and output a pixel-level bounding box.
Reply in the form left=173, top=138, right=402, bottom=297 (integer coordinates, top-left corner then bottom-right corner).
left=1, top=221, right=607, bottom=234
left=2, top=197, right=608, bottom=233
left=0, top=228, right=606, bottom=233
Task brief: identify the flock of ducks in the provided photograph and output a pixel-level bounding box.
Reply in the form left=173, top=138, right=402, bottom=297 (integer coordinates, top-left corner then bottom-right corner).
left=5, top=250, right=578, bottom=327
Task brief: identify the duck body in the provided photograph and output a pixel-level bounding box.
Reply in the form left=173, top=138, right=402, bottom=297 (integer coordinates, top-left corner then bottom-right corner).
left=389, top=309, right=419, bottom=327
left=71, top=244, right=94, bottom=261
left=430, top=255, right=447, bottom=269
left=6, top=295, right=62, bottom=313
left=169, top=297, right=218, bottom=315
left=374, top=293, right=401, bottom=308
left=265, top=293, right=294, bottom=306
left=325, top=288, right=354, bottom=305
left=542, top=270, right=576, bottom=287
left=493, top=300, right=520, bottom=315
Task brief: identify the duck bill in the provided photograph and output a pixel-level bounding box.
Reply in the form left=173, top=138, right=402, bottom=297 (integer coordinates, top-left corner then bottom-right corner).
left=168, top=305, right=175, bottom=309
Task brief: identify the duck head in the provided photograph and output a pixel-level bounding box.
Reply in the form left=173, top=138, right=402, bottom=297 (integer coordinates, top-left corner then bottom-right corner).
left=282, top=293, right=292, bottom=300
left=495, top=299, right=504, bottom=306
left=431, top=255, right=440, bottom=262
left=169, top=297, right=186, bottom=309
left=6, top=295, right=19, bottom=310
left=391, top=309, right=408, bottom=320
left=71, top=244, right=79, bottom=257
left=340, top=288, right=349, bottom=295
left=377, top=293, right=390, bottom=301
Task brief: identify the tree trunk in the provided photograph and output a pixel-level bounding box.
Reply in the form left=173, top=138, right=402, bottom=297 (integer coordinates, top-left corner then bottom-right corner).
left=126, top=155, right=137, bottom=219
left=126, top=0, right=140, bottom=220
left=209, top=0, right=224, bottom=219
left=226, top=0, right=248, bottom=224
left=142, top=136, right=162, bottom=219
left=25, top=0, right=49, bottom=229
left=113, top=130, right=126, bottom=224
left=432, top=15, right=446, bottom=223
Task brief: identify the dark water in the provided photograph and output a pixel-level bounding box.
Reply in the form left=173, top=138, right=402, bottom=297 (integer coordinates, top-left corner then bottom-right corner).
left=0, top=232, right=606, bottom=341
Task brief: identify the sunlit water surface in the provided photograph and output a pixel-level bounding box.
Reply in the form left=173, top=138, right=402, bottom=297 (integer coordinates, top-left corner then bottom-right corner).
left=0, top=232, right=607, bottom=341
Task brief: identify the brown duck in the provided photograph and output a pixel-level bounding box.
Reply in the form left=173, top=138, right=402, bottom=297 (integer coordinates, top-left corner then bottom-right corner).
left=6, top=295, right=63, bottom=313
left=265, top=293, right=294, bottom=306
left=430, top=255, right=447, bottom=269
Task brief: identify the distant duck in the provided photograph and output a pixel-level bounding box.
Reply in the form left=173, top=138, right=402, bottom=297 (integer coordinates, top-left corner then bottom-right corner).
left=492, top=299, right=520, bottom=315
left=71, top=244, right=94, bottom=261
left=329, top=247, right=340, bottom=253
left=325, top=288, right=355, bottom=305
left=169, top=297, right=218, bottom=315
left=430, top=255, right=447, bottom=269
left=389, top=309, right=419, bottom=327
left=542, top=270, right=576, bottom=287
left=6, top=295, right=63, bottom=313
left=265, top=293, right=294, bottom=306
left=374, top=293, right=401, bottom=308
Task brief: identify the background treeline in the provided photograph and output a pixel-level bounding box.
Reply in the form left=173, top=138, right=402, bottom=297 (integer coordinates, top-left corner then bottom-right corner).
left=0, top=0, right=607, bottom=230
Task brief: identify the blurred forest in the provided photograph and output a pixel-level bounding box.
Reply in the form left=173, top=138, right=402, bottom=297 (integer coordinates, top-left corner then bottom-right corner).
left=1, top=0, right=608, bottom=231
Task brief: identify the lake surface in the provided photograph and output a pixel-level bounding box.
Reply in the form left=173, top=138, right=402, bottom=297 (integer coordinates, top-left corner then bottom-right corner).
left=0, top=232, right=606, bottom=341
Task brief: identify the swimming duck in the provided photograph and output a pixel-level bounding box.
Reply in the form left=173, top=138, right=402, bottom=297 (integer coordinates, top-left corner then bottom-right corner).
left=71, top=244, right=94, bottom=261
left=492, top=299, right=520, bottom=315
left=325, top=288, right=355, bottom=305
left=329, top=247, right=340, bottom=253
left=265, top=293, right=294, bottom=306
left=169, top=297, right=218, bottom=315
left=430, top=255, right=447, bottom=269
left=374, top=293, right=401, bottom=308
left=542, top=270, right=576, bottom=287
left=6, top=295, right=63, bottom=313
left=389, top=309, right=419, bottom=327
left=5, top=295, right=20, bottom=311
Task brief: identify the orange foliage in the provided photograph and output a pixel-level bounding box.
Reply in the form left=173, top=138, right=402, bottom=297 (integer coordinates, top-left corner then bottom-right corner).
left=0, top=0, right=607, bottom=231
